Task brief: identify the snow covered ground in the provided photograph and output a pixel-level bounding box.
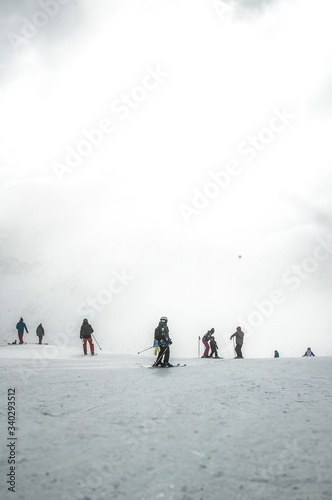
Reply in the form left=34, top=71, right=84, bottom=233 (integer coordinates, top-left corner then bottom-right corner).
left=1, top=345, right=332, bottom=500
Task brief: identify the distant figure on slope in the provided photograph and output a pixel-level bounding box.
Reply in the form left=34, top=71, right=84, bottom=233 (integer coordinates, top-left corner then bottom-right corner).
left=80, top=319, right=94, bottom=356
left=36, top=323, right=45, bottom=344
left=153, top=338, right=160, bottom=356
left=274, top=350, right=279, bottom=358
left=303, top=347, right=315, bottom=357
left=230, top=326, right=244, bottom=359
left=153, top=316, right=173, bottom=367
left=202, top=328, right=214, bottom=358
left=209, top=336, right=220, bottom=358
left=16, top=317, right=29, bottom=344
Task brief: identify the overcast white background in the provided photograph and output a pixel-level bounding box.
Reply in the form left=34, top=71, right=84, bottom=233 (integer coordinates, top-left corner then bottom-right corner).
left=1, top=0, right=332, bottom=358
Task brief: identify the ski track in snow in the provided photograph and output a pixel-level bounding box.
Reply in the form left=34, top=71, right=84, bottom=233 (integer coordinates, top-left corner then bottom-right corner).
left=0, top=346, right=332, bottom=500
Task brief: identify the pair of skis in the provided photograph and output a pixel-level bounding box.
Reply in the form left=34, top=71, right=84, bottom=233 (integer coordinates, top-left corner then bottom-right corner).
left=141, top=363, right=186, bottom=369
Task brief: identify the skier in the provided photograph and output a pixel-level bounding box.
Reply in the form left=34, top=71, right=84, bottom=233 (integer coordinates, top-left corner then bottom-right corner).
left=274, top=350, right=279, bottom=358
left=36, top=323, right=45, bottom=344
left=302, top=347, right=315, bottom=357
left=153, top=316, right=173, bottom=367
left=201, top=328, right=214, bottom=358
left=230, top=326, right=244, bottom=358
left=16, top=317, right=29, bottom=344
left=209, top=336, right=220, bottom=358
left=80, top=319, right=95, bottom=355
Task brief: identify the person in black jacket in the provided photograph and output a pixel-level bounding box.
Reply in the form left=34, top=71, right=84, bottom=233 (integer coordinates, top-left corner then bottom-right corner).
left=80, top=319, right=94, bottom=355
left=36, top=323, right=45, bottom=344
left=209, top=336, right=220, bottom=358
left=230, top=326, right=244, bottom=358
left=153, top=317, right=173, bottom=367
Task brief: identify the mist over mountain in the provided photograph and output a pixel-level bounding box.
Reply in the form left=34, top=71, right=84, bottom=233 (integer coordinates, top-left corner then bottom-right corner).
left=1, top=0, right=332, bottom=358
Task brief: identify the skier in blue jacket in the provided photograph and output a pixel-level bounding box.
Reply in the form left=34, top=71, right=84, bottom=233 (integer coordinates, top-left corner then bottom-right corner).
left=16, top=317, right=29, bottom=344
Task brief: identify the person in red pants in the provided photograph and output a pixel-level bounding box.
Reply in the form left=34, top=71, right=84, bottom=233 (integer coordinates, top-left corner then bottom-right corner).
left=16, top=317, right=29, bottom=344
left=201, top=328, right=214, bottom=358
left=80, top=319, right=94, bottom=355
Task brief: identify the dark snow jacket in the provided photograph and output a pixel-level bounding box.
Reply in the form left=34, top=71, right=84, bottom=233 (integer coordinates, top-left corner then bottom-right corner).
left=80, top=321, right=94, bottom=339
left=16, top=320, right=28, bottom=334
left=36, top=324, right=44, bottom=337
left=210, top=338, right=218, bottom=351
left=154, top=322, right=169, bottom=343
left=230, top=328, right=244, bottom=346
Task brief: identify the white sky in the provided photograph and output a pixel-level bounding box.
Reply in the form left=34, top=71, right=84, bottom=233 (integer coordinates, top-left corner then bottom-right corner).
left=1, top=0, right=332, bottom=357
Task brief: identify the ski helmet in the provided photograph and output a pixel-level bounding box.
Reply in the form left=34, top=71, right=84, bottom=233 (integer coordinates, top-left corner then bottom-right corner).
left=160, top=316, right=168, bottom=323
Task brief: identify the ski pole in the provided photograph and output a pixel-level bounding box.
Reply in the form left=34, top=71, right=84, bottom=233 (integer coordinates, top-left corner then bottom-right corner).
left=138, top=346, right=154, bottom=354
left=91, top=333, right=102, bottom=350
left=232, top=336, right=236, bottom=357
left=198, top=336, right=201, bottom=358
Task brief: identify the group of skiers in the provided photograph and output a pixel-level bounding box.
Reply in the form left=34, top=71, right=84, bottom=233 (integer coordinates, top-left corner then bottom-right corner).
left=14, top=318, right=45, bottom=345
left=13, top=317, right=94, bottom=354
left=201, top=326, right=244, bottom=359
left=201, top=328, right=220, bottom=358
left=13, top=316, right=317, bottom=361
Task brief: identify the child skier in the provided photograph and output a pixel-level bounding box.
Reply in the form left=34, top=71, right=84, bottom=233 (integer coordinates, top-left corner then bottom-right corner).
left=209, top=336, right=220, bottom=358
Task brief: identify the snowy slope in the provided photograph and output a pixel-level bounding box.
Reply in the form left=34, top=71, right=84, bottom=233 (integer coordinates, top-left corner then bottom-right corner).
left=1, top=346, right=331, bottom=500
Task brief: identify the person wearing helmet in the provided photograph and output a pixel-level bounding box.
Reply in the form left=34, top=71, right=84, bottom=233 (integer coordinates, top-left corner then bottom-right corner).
left=230, top=326, right=244, bottom=358
left=201, top=328, right=214, bottom=358
left=209, top=335, right=220, bottom=358
left=80, top=319, right=94, bottom=355
left=274, top=350, right=280, bottom=358
left=153, top=317, right=173, bottom=367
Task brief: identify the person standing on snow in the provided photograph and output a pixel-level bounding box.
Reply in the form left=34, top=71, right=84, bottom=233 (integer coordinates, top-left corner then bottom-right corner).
left=80, top=319, right=95, bottom=355
left=153, top=316, right=173, bottom=367
left=209, top=335, right=220, bottom=358
left=302, top=347, right=315, bottom=357
left=36, top=323, right=45, bottom=344
left=274, top=350, right=280, bottom=358
left=202, top=328, right=214, bottom=358
left=230, top=326, right=244, bottom=358
left=16, top=317, right=29, bottom=344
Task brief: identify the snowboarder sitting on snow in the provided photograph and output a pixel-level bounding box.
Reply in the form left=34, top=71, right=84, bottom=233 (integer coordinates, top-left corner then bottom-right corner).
left=302, top=347, right=315, bottom=357
left=209, top=336, right=220, bottom=358
left=153, top=317, right=173, bottom=367
left=16, top=317, right=29, bottom=344
left=230, top=326, right=244, bottom=359
left=80, top=319, right=94, bottom=355
left=274, top=350, right=279, bottom=358
left=36, top=323, right=45, bottom=344
left=202, top=328, right=214, bottom=357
